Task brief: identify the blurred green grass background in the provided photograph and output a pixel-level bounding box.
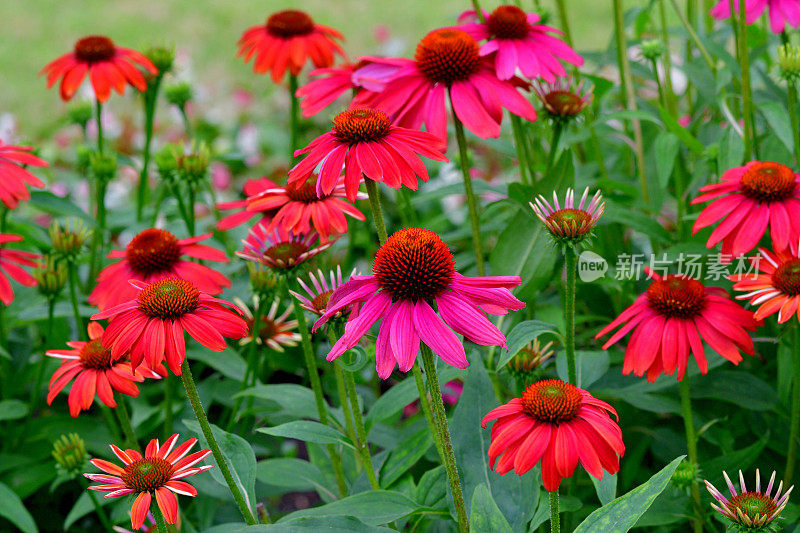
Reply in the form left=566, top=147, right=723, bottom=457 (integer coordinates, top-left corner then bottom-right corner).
left=0, top=1, right=646, bottom=134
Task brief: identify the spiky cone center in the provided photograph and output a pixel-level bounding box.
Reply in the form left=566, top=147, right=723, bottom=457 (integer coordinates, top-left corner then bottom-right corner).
left=74, top=36, right=116, bottom=62
left=646, top=275, right=707, bottom=319
left=544, top=208, right=595, bottom=240
left=727, top=492, right=780, bottom=527
left=263, top=241, right=310, bottom=269
left=739, top=162, right=797, bottom=203
left=521, top=379, right=582, bottom=423
left=126, top=229, right=181, bottom=276
left=266, top=9, right=314, bottom=37
left=78, top=339, right=114, bottom=370
left=415, top=29, right=482, bottom=85
left=488, top=5, right=530, bottom=39
left=373, top=227, right=455, bottom=302
left=542, top=91, right=588, bottom=117
left=286, top=175, right=328, bottom=202
left=333, top=108, right=392, bottom=145
left=245, top=314, right=280, bottom=344
left=311, top=290, right=333, bottom=314
left=771, top=259, right=800, bottom=296
left=121, top=458, right=173, bottom=493
left=138, top=278, right=200, bottom=320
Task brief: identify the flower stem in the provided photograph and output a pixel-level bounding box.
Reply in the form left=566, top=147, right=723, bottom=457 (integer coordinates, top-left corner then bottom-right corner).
left=95, top=100, right=104, bottom=154
left=67, top=260, right=84, bottom=339
left=84, top=479, right=114, bottom=532
left=549, top=490, right=560, bottom=533
left=669, top=0, right=716, bottom=74
left=137, top=73, right=164, bottom=221
left=679, top=376, right=703, bottom=533
left=30, top=299, right=56, bottom=411
left=87, top=181, right=107, bottom=288
left=412, top=363, right=445, bottom=461
left=180, top=359, right=257, bottom=524
left=555, top=0, right=574, bottom=48
left=285, top=282, right=348, bottom=497
left=470, top=0, right=486, bottom=22
left=152, top=500, right=168, bottom=533
left=289, top=73, right=300, bottom=163
left=563, top=250, right=577, bottom=385
left=419, top=345, right=469, bottom=533
left=163, top=377, right=173, bottom=441
left=329, top=329, right=359, bottom=465
left=228, top=299, right=263, bottom=430
left=344, top=368, right=380, bottom=489
left=737, top=0, right=755, bottom=159
left=452, top=113, right=485, bottom=276
left=544, top=123, right=564, bottom=178
left=115, top=397, right=140, bottom=452
left=785, top=326, right=800, bottom=485
left=785, top=53, right=800, bottom=167
left=510, top=114, right=532, bottom=185
left=364, top=178, right=388, bottom=244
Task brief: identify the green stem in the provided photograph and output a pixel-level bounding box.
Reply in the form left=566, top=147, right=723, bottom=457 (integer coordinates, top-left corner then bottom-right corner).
left=30, top=299, right=56, bottom=411
left=285, top=282, right=348, bottom=497
left=785, top=327, right=800, bottom=485
left=549, top=491, right=560, bottom=533
left=137, top=74, right=164, bottom=221
left=344, top=369, right=380, bottom=489
left=412, top=363, right=445, bottom=461
left=180, top=359, right=257, bottom=524
left=95, top=100, right=104, bottom=154
left=679, top=377, right=703, bottom=533
left=563, top=250, right=577, bottom=385
left=85, top=481, right=114, bottom=531
left=115, top=397, right=140, bottom=452
left=658, top=0, right=678, bottom=116
left=670, top=0, right=716, bottom=74
left=364, top=179, right=388, bottom=244
left=151, top=499, right=169, bottom=533
left=87, top=181, right=107, bottom=287
left=470, top=0, right=486, bottom=22
left=420, top=346, right=469, bottom=533
left=510, top=114, right=532, bottom=185
left=555, top=0, right=574, bottom=48
left=544, top=123, right=564, bottom=177
left=67, top=261, right=84, bottom=338
left=329, top=329, right=358, bottom=465
left=738, top=0, right=755, bottom=160
left=452, top=113, right=485, bottom=276
left=163, top=377, right=173, bottom=441
left=228, top=299, right=263, bottom=430
left=788, top=81, right=800, bottom=168
left=289, top=74, right=300, bottom=162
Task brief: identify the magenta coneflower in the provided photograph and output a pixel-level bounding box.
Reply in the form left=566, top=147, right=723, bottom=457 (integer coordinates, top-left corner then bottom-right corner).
left=705, top=469, right=793, bottom=529
left=0, top=141, right=48, bottom=210
left=455, top=6, right=583, bottom=81
left=313, top=227, right=525, bottom=378
left=710, top=0, right=800, bottom=34
left=530, top=187, right=604, bottom=245
left=596, top=268, right=760, bottom=381
left=235, top=297, right=300, bottom=351
left=288, top=107, right=449, bottom=202
left=533, top=77, right=594, bottom=119
left=357, top=28, right=537, bottom=140
left=290, top=266, right=359, bottom=316
left=237, top=221, right=332, bottom=271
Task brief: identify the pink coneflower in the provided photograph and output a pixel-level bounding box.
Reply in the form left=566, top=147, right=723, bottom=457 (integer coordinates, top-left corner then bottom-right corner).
left=290, top=266, right=359, bottom=317
left=0, top=234, right=39, bottom=305
left=692, top=161, right=800, bottom=259
left=482, top=379, right=624, bottom=491
left=92, top=278, right=248, bottom=375
left=531, top=187, right=604, bottom=245
left=730, top=246, right=800, bottom=322
left=237, top=9, right=344, bottom=83
left=705, top=469, right=793, bottom=529
left=455, top=6, right=583, bottom=81
left=596, top=268, right=760, bottom=381
left=247, top=174, right=366, bottom=242
left=89, top=229, right=231, bottom=311
left=216, top=177, right=281, bottom=231
left=533, top=77, right=594, bottom=119
left=710, top=0, right=800, bottom=34
left=85, top=433, right=213, bottom=529
left=357, top=28, right=537, bottom=140
left=235, top=297, right=300, bottom=351
left=0, top=141, right=48, bottom=209
left=46, top=322, right=162, bottom=417
left=313, top=227, right=525, bottom=379
left=287, top=107, right=449, bottom=202
left=236, top=221, right=332, bottom=271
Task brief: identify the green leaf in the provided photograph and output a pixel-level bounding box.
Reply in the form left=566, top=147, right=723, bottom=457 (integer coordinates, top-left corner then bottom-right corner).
left=574, top=456, right=685, bottom=533
left=690, top=371, right=776, bottom=411
left=63, top=490, right=112, bottom=530
left=256, top=458, right=336, bottom=500
left=380, top=427, right=432, bottom=487
left=469, top=484, right=513, bottom=533
left=188, top=345, right=246, bottom=381
left=0, top=482, right=37, bottom=533
left=603, top=202, right=671, bottom=243
left=654, top=132, right=680, bottom=189
left=204, top=517, right=392, bottom=532
left=257, top=421, right=354, bottom=448
left=658, top=106, right=705, bottom=155
left=366, top=367, right=462, bottom=427
left=702, top=435, right=768, bottom=487
left=591, top=473, right=618, bottom=506
left=498, top=320, right=557, bottom=370
left=718, top=127, right=744, bottom=171
left=29, top=191, right=96, bottom=226
left=416, top=466, right=447, bottom=509
left=236, top=384, right=319, bottom=420
left=529, top=493, right=582, bottom=530
left=276, top=490, right=420, bottom=526
left=759, top=101, right=794, bottom=154
left=183, top=418, right=257, bottom=518
left=0, top=399, right=29, bottom=421
left=555, top=350, right=609, bottom=389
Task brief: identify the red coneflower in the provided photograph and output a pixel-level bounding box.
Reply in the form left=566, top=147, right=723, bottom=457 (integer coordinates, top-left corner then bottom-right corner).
left=41, top=36, right=157, bottom=102
left=85, top=433, right=213, bottom=529
left=91, top=278, right=248, bottom=375
left=89, top=229, right=231, bottom=311
left=288, top=107, right=449, bottom=202
left=247, top=174, right=366, bottom=242
left=46, top=322, right=162, bottom=417
left=730, top=246, right=800, bottom=322
left=596, top=268, right=760, bottom=381
left=456, top=6, right=583, bottom=82
left=236, top=221, right=332, bottom=271
left=314, top=228, right=525, bottom=379
left=356, top=28, right=537, bottom=141
left=692, top=161, right=800, bottom=260
left=482, top=379, right=624, bottom=491
left=237, top=9, right=344, bottom=83
left=216, top=176, right=281, bottom=231
left=0, top=234, right=39, bottom=305
left=0, top=141, right=48, bottom=210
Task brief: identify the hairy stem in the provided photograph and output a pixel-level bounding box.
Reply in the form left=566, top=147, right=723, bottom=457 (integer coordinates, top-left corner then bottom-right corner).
left=679, top=377, right=703, bottom=533
left=549, top=490, right=560, bottom=533
left=563, top=250, right=577, bottom=385
left=785, top=327, right=800, bottom=485
left=365, top=179, right=388, bottom=244
left=452, top=113, right=485, bottom=276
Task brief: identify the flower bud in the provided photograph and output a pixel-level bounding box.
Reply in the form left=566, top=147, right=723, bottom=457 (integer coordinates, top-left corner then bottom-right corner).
left=52, top=433, right=87, bottom=476
left=89, top=151, right=117, bottom=184
left=33, top=256, right=68, bottom=298
left=144, top=45, right=174, bottom=75
left=49, top=219, right=90, bottom=260
left=165, top=81, right=193, bottom=109
left=779, top=44, right=800, bottom=83
left=67, top=101, right=93, bottom=130
left=640, top=39, right=665, bottom=61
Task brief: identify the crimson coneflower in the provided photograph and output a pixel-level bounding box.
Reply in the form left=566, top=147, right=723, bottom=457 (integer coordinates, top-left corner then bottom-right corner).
left=288, top=107, right=449, bottom=202
left=710, top=0, right=800, bottom=34
left=692, top=161, right=800, bottom=259
left=455, top=6, right=583, bottom=81
left=290, top=266, right=359, bottom=317
left=41, top=36, right=157, bottom=102
left=237, top=9, right=344, bottom=83
left=46, top=322, right=161, bottom=417
left=237, top=221, right=332, bottom=271
left=314, top=227, right=525, bottom=378
left=247, top=174, right=366, bottom=242
left=235, top=297, right=300, bottom=351
left=0, top=234, right=39, bottom=305
left=92, top=278, right=248, bottom=375
left=0, top=141, right=48, bottom=210
left=85, top=433, right=213, bottom=529
left=705, top=469, right=793, bottom=530
left=482, top=379, right=624, bottom=491
left=89, top=229, right=231, bottom=311
left=216, top=177, right=280, bottom=231
left=730, top=246, right=800, bottom=322
left=596, top=268, right=760, bottom=381
left=356, top=28, right=537, bottom=140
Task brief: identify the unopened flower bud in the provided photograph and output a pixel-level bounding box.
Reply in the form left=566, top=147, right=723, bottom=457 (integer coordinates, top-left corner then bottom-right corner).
left=33, top=256, right=68, bottom=298
left=52, top=433, right=87, bottom=476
